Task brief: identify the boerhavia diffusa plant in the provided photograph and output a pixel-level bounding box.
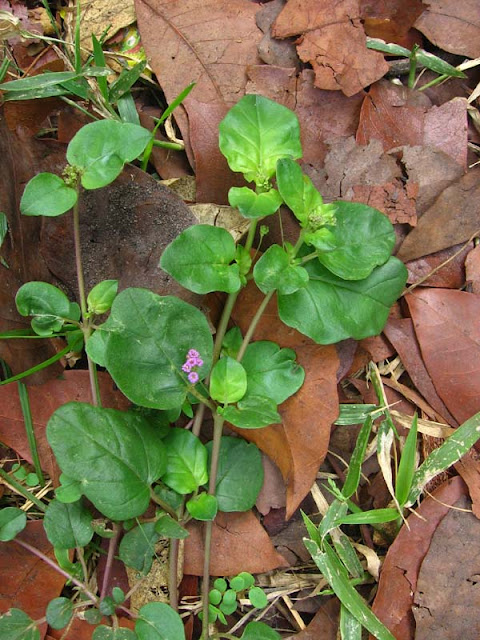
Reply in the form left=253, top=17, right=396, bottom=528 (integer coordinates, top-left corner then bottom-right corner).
left=4, top=92, right=476, bottom=640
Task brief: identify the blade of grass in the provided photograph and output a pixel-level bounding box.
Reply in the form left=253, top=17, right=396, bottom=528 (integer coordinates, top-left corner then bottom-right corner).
left=17, top=381, right=45, bottom=487
left=333, top=508, right=400, bottom=526
left=0, top=466, right=46, bottom=511
left=342, top=415, right=373, bottom=498
left=340, top=603, right=362, bottom=640
left=334, top=404, right=377, bottom=426
left=74, top=0, right=82, bottom=74
left=91, top=35, right=109, bottom=102
left=0, top=339, right=80, bottom=386
left=395, top=413, right=418, bottom=507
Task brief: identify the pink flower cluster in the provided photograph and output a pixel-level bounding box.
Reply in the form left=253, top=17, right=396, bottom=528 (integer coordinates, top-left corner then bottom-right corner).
left=181, top=349, right=203, bottom=384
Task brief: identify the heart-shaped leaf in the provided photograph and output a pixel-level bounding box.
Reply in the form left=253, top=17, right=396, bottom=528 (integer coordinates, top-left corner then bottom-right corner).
left=221, top=396, right=281, bottom=429
left=161, top=428, right=208, bottom=494
left=253, top=245, right=309, bottom=295
left=186, top=493, right=218, bottom=521
left=16, top=281, right=74, bottom=336
left=207, top=437, right=263, bottom=512
left=47, top=403, right=167, bottom=520
left=219, top=94, right=302, bottom=186
left=66, top=120, right=151, bottom=189
left=136, top=602, right=185, bottom=640
left=160, top=225, right=241, bottom=294
left=228, top=187, right=282, bottom=219
left=20, top=173, right=78, bottom=217
left=242, top=341, right=304, bottom=404
left=278, top=257, right=407, bottom=344
left=43, top=499, right=93, bottom=549
left=0, top=609, right=40, bottom=640
left=210, top=356, right=247, bottom=404
left=101, top=288, right=213, bottom=410
left=119, top=522, right=160, bottom=574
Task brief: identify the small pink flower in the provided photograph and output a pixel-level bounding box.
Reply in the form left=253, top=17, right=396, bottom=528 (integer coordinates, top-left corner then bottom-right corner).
left=188, top=349, right=200, bottom=358
left=182, top=363, right=192, bottom=372
left=188, top=371, right=199, bottom=384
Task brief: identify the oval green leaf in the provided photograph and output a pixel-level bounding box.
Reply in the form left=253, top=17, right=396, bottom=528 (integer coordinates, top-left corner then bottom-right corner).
left=219, top=94, right=302, bottom=185
left=241, top=621, right=281, bottom=640
left=43, top=499, right=93, bottom=549
left=0, top=608, right=40, bottom=640
left=276, top=158, right=324, bottom=226
left=154, top=513, right=189, bottom=539
left=161, top=428, right=208, bottom=494
left=46, top=598, right=73, bottom=630
left=47, top=403, right=167, bottom=520
left=253, top=245, right=309, bottom=295
left=221, top=395, right=281, bottom=429
left=135, top=602, right=185, bottom=640
left=119, top=522, right=160, bottom=574
left=160, top=225, right=241, bottom=294
left=20, top=173, right=77, bottom=217
left=278, top=257, right=407, bottom=344
left=228, top=187, right=282, bottom=219
left=0, top=507, right=26, bottom=541
left=209, top=356, right=247, bottom=404
left=186, top=493, right=218, bottom=521
left=87, top=280, right=118, bottom=314
left=16, top=281, right=72, bottom=336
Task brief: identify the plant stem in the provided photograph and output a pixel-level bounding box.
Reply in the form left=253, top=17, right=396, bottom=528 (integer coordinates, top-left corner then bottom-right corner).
left=201, top=411, right=226, bottom=640
left=149, top=488, right=180, bottom=519
left=212, top=291, right=239, bottom=364
left=100, top=523, right=121, bottom=600
left=16, top=381, right=45, bottom=486
left=0, top=466, right=46, bottom=511
left=236, top=290, right=274, bottom=362
left=14, top=538, right=99, bottom=604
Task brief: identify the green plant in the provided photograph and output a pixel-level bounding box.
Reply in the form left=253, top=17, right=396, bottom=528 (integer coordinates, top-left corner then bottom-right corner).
left=203, top=573, right=268, bottom=625
left=366, top=37, right=466, bottom=90
left=0, top=93, right=411, bottom=639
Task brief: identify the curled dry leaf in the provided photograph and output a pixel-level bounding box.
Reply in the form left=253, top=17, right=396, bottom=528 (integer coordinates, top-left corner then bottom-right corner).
left=272, top=0, right=389, bottom=96
left=230, top=282, right=339, bottom=518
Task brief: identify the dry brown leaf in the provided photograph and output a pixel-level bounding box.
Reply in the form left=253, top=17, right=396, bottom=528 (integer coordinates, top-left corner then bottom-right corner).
left=272, top=0, right=388, bottom=96
left=406, top=288, right=480, bottom=425
left=413, top=495, right=480, bottom=638
left=360, top=0, right=427, bottom=41
left=423, top=97, right=468, bottom=170
left=77, top=0, right=136, bottom=53
left=415, top=0, right=480, bottom=59
left=372, top=476, right=468, bottom=639
left=256, top=0, right=301, bottom=69
left=405, top=241, right=472, bottom=289
left=184, top=510, right=288, bottom=576
left=397, top=166, right=480, bottom=262
left=466, top=245, right=480, bottom=294
left=230, top=283, right=339, bottom=518
left=455, top=453, right=480, bottom=519
left=285, top=597, right=340, bottom=639
left=135, top=0, right=262, bottom=161
left=255, top=455, right=286, bottom=516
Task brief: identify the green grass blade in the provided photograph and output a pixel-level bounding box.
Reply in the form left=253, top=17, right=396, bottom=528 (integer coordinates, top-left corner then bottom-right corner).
left=108, top=60, right=147, bottom=104
left=319, top=499, right=348, bottom=540
left=0, top=343, right=73, bottom=386
left=366, top=37, right=410, bottom=57
left=0, top=57, right=10, bottom=83
left=17, top=382, right=45, bottom=487
left=340, top=603, right=362, bottom=640
left=395, top=413, right=418, bottom=507
left=416, top=49, right=466, bottom=78
left=117, top=92, right=140, bottom=125
left=154, top=81, right=195, bottom=126
left=335, top=404, right=377, bottom=426
left=332, top=533, right=364, bottom=579
left=342, top=415, right=372, bottom=498
left=305, top=539, right=395, bottom=640
left=406, top=411, right=480, bottom=506
left=74, top=0, right=82, bottom=74
left=91, top=34, right=109, bottom=101
left=334, top=508, right=400, bottom=526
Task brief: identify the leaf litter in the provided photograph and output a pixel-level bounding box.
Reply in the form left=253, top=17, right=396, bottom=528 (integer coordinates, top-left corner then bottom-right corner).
left=1, top=0, right=480, bottom=637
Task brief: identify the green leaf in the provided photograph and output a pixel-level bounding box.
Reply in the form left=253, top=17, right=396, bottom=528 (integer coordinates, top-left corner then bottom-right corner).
left=248, top=586, right=268, bottom=609
left=342, top=415, right=373, bottom=499
left=333, top=508, right=400, bottom=526
left=0, top=211, right=7, bottom=248
left=406, top=411, right=480, bottom=507
left=20, top=173, right=77, bottom=218
left=0, top=507, right=26, bottom=541
left=219, top=94, right=302, bottom=186
left=207, top=437, right=263, bottom=512
left=309, top=202, right=396, bottom=280
left=112, top=587, right=125, bottom=604
left=93, top=626, right=137, bottom=640
left=43, top=499, right=93, bottom=549
left=221, top=395, right=281, bottom=429
left=119, top=522, right=160, bottom=574
left=160, top=225, right=241, bottom=294
left=366, top=38, right=411, bottom=57
left=47, top=402, right=167, bottom=520
left=101, top=288, right=213, bottom=410
left=55, top=474, right=83, bottom=503
left=87, top=280, right=118, bottom=314
left=16, top=281, right=72, bottom=336
left=332, top=533, right=364, bottom=579
left=186, top=493, right=218, bottom=521
left=242, top=341, right=304, bottom=404
left=241, top=621, right=281, bottom=640
left=135, top=602, right=185, bottom=640
left=84, top=608, right=102, bottom=625
left=228, top=187, right=282, bottom=219
left=0, top=71, right=79, bottom=92
left=278, top=257, right=407, bottom=344
left=154, top=513, right=189, bottom=539
left=305, top=540, right=395, bottom=640
left=319, top=499, right=348, bottom=540
left=253, top=245, right=309, bottom=295
left=66, top=120, right=151, bottom=189
left=395, top=413, right=418, bottom=507
left=108, top=60, right=147, bottom=103
left=416, top=49, right=466, bottom=78
left=46, top=598, right=73, bottom=630
left=221, top=326, right=243, bottom=358
left=276, top=158, right=324, bottom=226
left=161, top=428, right=208, bottom=494
left=0, top=608, right=40, bottom=640
left=209, top=589, right=222, bottom=605
left=214, top=578, right=228, bottom=593
left=335, top=404, right=377, bottom=426
left=340, top=603, right=362, bottom=640
left=210, top=356, right=247, bottom=404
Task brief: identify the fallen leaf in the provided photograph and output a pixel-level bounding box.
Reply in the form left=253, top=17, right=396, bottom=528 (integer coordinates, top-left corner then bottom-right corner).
left=372, top=476, right=468, bottom=639
left=405, top=241, right=472, bottom=289
left=423, top=97, right=468, bottom=170
left=48, top=615, right=136, bottom=640
left=360, top=0, right=427, bottom=41
left=413, top=494, right=480, bottom=638
left=415, top=0, right=480, bottom=59
left=256, top=0, right=301, bottom=69
left=75, top=0, right=136, bottom=54
left=230, top=282, right=339, bottom=518
left=40, top=165, right=201, bottom=304
left=406, top=288, right=480, bottom=425
left=272, top=0, right=389, bottom=96
left=0, top=521, right=68, bottom=638
left=184, top=510, right=288, bottom=575
left=285, top=596, right=340, bottom=639
left=255, top=454, right=286, bottom=516
left=351, top=180, right=418, bottom=225
left=455, top=453, right=480, bottom=519
left=135, top=0, right=262, bottom=160
left=0, top=371, right=130, bottom=482
left=397, top=166, right=480, bottom=262
left=356, top=80, right=431, bottom=150
left=466, top=245, right=480, bottom=294
left=383, top=317, right=458, bottom=426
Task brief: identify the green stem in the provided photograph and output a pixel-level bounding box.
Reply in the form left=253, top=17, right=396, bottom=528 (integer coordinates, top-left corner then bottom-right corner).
left=149, top=488, right=180, bottom=520
left=408, top=45, right=419, bottom=89
left=201, top=412, right=225, bottom=640
left=236, top=290, right=274, bottom=362
left=17, top=381, right=45, bottom=487
left=0, top=466, right=46, bottom=511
